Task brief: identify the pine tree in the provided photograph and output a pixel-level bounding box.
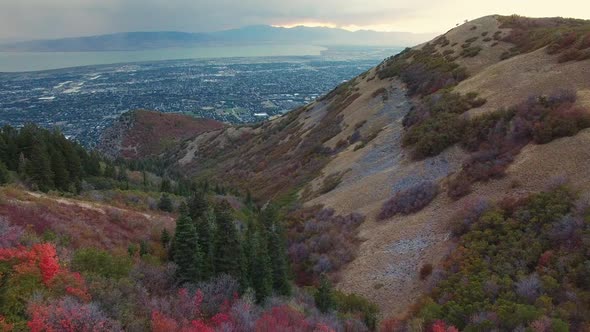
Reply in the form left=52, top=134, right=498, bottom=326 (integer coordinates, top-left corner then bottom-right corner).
left=261, top=205, right=291, bottom=296
left=26, top=139, right=54, bottom=191
left=84, top=151, right=102, bottom=176
left=196, top=208, right=215, bottom=280
left=0, top=161, right=9, bottom=185
left=212, top=201, right=242, bottom=278
left=160, top=178, right=172, bottom=193
left=104, top=164, right=116, bottom=178
left=249, top=230, right=273, bottom=303
left=172, top=214, right=202, bottom=283
left=158, top=194, right=174, bottom=212
left=315, top=275, right=335, bottom=313
left=188, top=191, right=208, bottom=221
left=160, top=229, right=171, bottom=248
left=49, top=147, right=70, bottom=191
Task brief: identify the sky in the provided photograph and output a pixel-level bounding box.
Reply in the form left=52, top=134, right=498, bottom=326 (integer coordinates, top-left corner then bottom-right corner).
left=1, top=0, right=589, bottom=40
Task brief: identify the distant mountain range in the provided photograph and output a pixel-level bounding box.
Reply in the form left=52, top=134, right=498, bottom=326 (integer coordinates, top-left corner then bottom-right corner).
left=0, top=25, right=436, bottom=52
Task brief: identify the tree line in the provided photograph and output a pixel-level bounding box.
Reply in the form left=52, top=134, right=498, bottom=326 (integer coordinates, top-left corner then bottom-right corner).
left=167, top=190, right=291, bottom=303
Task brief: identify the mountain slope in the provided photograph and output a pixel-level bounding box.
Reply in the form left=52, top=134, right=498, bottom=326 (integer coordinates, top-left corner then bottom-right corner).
left=132, top=15, right=590, bottom=318
left=0, top=26, right=436, bottom=52
left=98, top=110, right=224, bottom=160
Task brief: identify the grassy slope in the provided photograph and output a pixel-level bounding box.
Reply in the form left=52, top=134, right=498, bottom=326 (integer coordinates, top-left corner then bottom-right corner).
left=170, top=15, right=590, bottom=317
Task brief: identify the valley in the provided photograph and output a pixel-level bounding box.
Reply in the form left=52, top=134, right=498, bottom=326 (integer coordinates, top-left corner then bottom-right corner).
left=2, top=13, right=590, bottom=332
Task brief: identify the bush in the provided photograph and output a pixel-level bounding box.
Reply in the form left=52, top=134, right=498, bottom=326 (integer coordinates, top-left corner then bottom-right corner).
left=403, top=113, right=466, bottom=159
left=378, top=182, right=438, bottom=220
left=461, top=46, right=482, bottom=57
left=377, top=46, right=468, bottom=97
left=287, top=208, right=365, bottom=283
left=71, top=247, right=132, bottom=279
left=419, top=263, right=433, bottom=280
left=402, top=91, right=485, bottom=159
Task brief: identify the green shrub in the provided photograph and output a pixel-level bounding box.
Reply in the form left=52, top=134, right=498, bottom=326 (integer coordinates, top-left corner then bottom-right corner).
left=403, top=113, right=466, bottom=159
left=72, top=247, right=132, bottom=279
left=461, top=46, right=482, bottom=57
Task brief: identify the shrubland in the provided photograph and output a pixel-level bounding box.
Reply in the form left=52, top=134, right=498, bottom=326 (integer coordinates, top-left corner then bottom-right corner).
left=399, top=187, right=590, bottom=331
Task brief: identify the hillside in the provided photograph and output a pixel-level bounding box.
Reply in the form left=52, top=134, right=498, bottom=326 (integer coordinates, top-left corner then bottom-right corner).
left=164, top=14, right=590, bottom=321
left=98, top=110, right=224, bottom=160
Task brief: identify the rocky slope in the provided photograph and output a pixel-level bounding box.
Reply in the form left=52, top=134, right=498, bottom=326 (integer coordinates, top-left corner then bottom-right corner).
left=113, top=15, right=590, bottom=318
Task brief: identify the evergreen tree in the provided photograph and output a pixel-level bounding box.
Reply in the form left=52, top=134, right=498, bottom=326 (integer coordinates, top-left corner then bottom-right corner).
left=315, top=274, right=335, bottom=313
left=160, top=178, right=172, bottom=193
left=26, top=139, right=54, bottom=191
left=160, top=229, right=171, bottom=248
left=0, top=161, right=9, bottom=185
left=139, top=240, right=149, bottom=256
left=172, top=214, right=202, bottom=283
left=249, top=230, right=273, bottom=303
left=49, top=147, right=70, bottom=191
left=195, top=207, right=214, bottom=280
left=84, top=151, right=102, bottom=177
left=188, top=191, right=208, bottom=221
left=261, top=205, right=291, bottom=296
left=158, top=194, right=174, bottom=212
left=212, top=201, right=242, bottom=278
left=104, top=163, right=116, bottom=178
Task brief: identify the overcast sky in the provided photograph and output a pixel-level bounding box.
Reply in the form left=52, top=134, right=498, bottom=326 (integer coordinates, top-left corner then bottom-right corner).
left=1, top=0, right=589, bottom=40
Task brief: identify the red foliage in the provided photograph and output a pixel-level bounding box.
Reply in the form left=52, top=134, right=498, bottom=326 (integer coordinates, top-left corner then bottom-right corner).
left=255, top=305, right=310, bottom=332
left=28, top=297, right=121, bottom=332
left=0, top=243, right=90, bottom=302
left=0, top=316, right=13, bottom=332
left=430, top=320, right=459, bottom=332
left=37, top=243, right=60, bottom=285
left=380, top=318, right=402, bottom=332
left=188, top=320, right=214, bottom=332
left=0, top=244, right=60, bottom=285
left=538, top=250, right=554, bottom=268
left=151, top=311, right=179, bottom=332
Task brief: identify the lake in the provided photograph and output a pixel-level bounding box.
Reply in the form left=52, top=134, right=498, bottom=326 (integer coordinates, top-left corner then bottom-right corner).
left=0, top=44, right=327, bottom=72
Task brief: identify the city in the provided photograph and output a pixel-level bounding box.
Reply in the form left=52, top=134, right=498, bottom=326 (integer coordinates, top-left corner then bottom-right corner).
left=0, top=51, right=394, bottom=147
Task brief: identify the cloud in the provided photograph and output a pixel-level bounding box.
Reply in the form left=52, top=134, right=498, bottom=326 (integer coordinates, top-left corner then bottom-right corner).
left=1, top=0, right=589, bottom=40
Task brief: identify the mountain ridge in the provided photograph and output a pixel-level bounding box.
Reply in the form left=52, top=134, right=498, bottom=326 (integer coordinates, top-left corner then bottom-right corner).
left=0, top=25, right=436, bottom=52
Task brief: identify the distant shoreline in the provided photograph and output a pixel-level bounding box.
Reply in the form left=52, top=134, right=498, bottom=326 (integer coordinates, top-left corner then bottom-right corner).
left=0, top=44, right=329, bottom=72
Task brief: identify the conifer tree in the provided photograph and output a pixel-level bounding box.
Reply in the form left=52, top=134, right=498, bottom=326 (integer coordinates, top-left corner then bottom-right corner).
left=261, top=205, right=291, bottom=295
left=0, top=161, right=9, bottom=185
left=160, top=228, right=171, bottom=248
left=160, top=178, right=172, bottom=193
left=188, top=191, right=208, bottom=221
left=158, top=194, right=174, bottom=212
left=49, top=148, right=70, bottom=191
left=172, top=214, right=202, bottom=283
left=26, top=139, right=53, bottom=191
left=249, top=230, right=273, bottom=303
left=212, top=201, right=242, bottom=279
left=315, top=274, right=335, bottom=313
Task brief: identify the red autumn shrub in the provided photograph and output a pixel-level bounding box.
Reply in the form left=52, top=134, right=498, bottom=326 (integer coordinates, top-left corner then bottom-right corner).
left=27, top=297, right=122, bottom=332
left=0, top=316, right=13, bottom=332
left=0, top=243, right=91, bottom=308
left=151, top=311, right=179, bottom=332
left=430, top=320, right=459, bottom=332
left=378, top=182, right=438, bottom=220
left=255, top=305, right=310, bottom=332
